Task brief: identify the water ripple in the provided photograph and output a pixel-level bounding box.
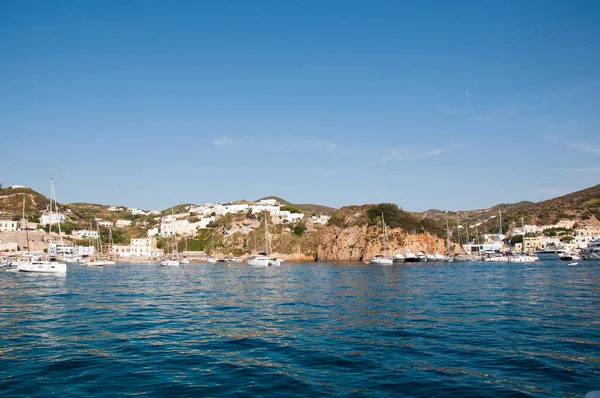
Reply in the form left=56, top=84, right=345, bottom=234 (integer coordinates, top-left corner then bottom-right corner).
left=1, top=261, right=599, bottom=397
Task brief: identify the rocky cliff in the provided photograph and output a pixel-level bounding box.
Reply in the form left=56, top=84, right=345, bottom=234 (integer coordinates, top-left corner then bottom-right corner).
left=316, top=204, right=447, bottom=261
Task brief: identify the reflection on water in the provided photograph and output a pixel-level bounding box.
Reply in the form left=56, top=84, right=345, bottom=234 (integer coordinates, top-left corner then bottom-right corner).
left=1, top=261, right=598, bottom=397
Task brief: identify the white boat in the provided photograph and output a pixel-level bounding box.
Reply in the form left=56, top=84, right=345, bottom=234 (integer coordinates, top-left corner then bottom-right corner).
left=392, top=253, right=405, bottom=263
left=206, top=257, right=217, bottom=264
left=484, top=254, right=507, bottom=262
left=426, top=253, right=436, bottom=262
left=417, top=252, right=428, bottom=262
left=16, top=176, right=68, bottom=274
left=159, top=258, right=180, bottom=266
left=558, top=251, right=581, bottom=261
left=248, top=212, right=282, bottom=267
left=582, top=239, right=600, bottom=260
left=433, top=253, right=446, bottom=262
left=17, top=256, right=67, bottom=274
left=180, top=258, right=190, bottom=264
left=370, top=254, right=393, bottom=265
left=508, top=254, right=539, bottom=263
left=370, top=212, right=393, bottom=265
left=534, top=246, right=568, bottom=261
left=404, top=249, right=419, bottom=262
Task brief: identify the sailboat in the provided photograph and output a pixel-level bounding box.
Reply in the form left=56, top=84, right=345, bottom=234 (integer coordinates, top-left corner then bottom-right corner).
left=16, top=175, right=67, bottom=274
left=160, top=210, right=180, bottom=266
left=247, top=212, right=282, bottom=267
left=79, top=222, right=116, bottom=266
left=370, top=213, right=393, bottom=265
left=206, top=229, right=217, bottom=263
left=180, top=237, right=190, bottom=264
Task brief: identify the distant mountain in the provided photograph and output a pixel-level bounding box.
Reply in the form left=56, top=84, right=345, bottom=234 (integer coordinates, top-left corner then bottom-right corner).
left=258, top=196, right=337, bottom=216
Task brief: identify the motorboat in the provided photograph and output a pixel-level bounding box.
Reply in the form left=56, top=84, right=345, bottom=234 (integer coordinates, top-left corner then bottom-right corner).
left=417, top=252, right=428, bottom=262
left=17, top=256, right=67, bottom=274
left=159, top=258, right=180, bottom=267
left=433, top=253, right=446, bottom=262
left=370, top=254, right=393, bottom=265
left=558, top=251, right=581, bottom=261
left=582, top=239, right=600, bottom=260
left=392, top=253, right=405, bottom=263
left=508, top=253, right=539, bottom=263
left=404, top=250, right=419, bottom=262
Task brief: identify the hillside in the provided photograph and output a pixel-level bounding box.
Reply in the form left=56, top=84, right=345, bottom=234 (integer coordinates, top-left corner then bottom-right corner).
left=0, top=187, right=51, bottom=216
left=417, top=184, right=600, bottom=235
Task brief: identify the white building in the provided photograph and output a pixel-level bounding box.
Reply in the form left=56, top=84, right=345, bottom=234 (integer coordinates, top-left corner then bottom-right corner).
left=115, top=219, right=132, bottom=227
left=129, top=208, right=147, bottom=215
left=72, top=229, right=100, bottom=239
left=97, top=220, right=113, bottom=228
left=251, top=205, right=281, bottom=214
left=40, top=213, right=66, bottom=225
left=160, top=220, right=197, bottom=236
left=311, top=215, right=330, bottom=225
left=130, top=238, right=158, bottom=257
left=0, top=219, right=18, bottom=232
left=147, top=227, right=159, bottom=237
left=197, top=217, right=215, bottom=229
left=74, top=246, right=96, bottom=256
left=286, top=213, right=305, bottom=223
left=258, top=199, right=277, bottom=206
left=108, top=206, right=122, bottom=212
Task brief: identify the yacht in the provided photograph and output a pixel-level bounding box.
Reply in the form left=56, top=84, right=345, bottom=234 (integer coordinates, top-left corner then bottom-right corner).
left=370, top=254, right=393, bottom=265
left=534, top=246, right=567, bottom=261
left=370, top=212, right=393, bottom=265
left=17, top=255, right=67, bottom=274
left=248, top=212, right=282, bottom=267
left=558, top=251, right=581, bottom=261
left=392, top=253, right=405, bottom=263
left=582, top=239, right=600, bottom=260
left=417, top=252, right=428, bottom=262
left=508, top=253, right=539, bottom=263
left=16, top=176, right=68, bottom=274
left=404, top=250, right=419, bottom=262
left=433, top=253, right=446, bottom=262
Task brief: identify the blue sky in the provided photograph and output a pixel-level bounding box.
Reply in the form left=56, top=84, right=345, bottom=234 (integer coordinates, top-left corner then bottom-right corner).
left=1, top=1, right=599, bottom=211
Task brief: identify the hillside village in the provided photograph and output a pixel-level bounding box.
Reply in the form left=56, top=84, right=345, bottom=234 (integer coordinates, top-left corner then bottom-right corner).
left=0, top=183, right=599, bottom=262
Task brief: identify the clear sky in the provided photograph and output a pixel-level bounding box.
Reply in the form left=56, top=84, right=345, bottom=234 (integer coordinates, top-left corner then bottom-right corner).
left=1, top=1, right=599, bottom=211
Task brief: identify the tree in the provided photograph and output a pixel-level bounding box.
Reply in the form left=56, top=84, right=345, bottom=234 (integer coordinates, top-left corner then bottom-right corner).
left=510, top=235, right=524, bottom=245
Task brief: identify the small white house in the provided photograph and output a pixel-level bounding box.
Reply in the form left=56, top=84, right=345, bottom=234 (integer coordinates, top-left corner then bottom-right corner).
left=0, top=219, right=18, bottom=232
left=72, top=229, right=100, bottom=239
left=147, top=227, right=159, bottom=237
left=115, top=219, right=132, bottom=227
left=40, top=213, right=66, bottom=225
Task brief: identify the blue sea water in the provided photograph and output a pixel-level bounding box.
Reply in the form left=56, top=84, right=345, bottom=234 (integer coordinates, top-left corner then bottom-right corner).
left=1, top=261, right=598, bottom=397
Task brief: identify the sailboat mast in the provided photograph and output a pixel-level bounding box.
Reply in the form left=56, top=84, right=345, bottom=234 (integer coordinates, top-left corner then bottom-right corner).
left=381, top=212, right=390, bottom=257
left=264, top=211, right=269, bottom=255
left=446, top=218, right=450, bottom=251
left=51, top=175, right=64, bottom=247
left=97, top=221, right=102, bottom=256
left=499, top=209, right=503, bottom=235
left=23, top=196, right=31, bottom=255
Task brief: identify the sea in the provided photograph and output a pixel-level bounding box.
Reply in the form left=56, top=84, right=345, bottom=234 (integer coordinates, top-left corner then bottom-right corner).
left=1, top=261, right=598, bottom=397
